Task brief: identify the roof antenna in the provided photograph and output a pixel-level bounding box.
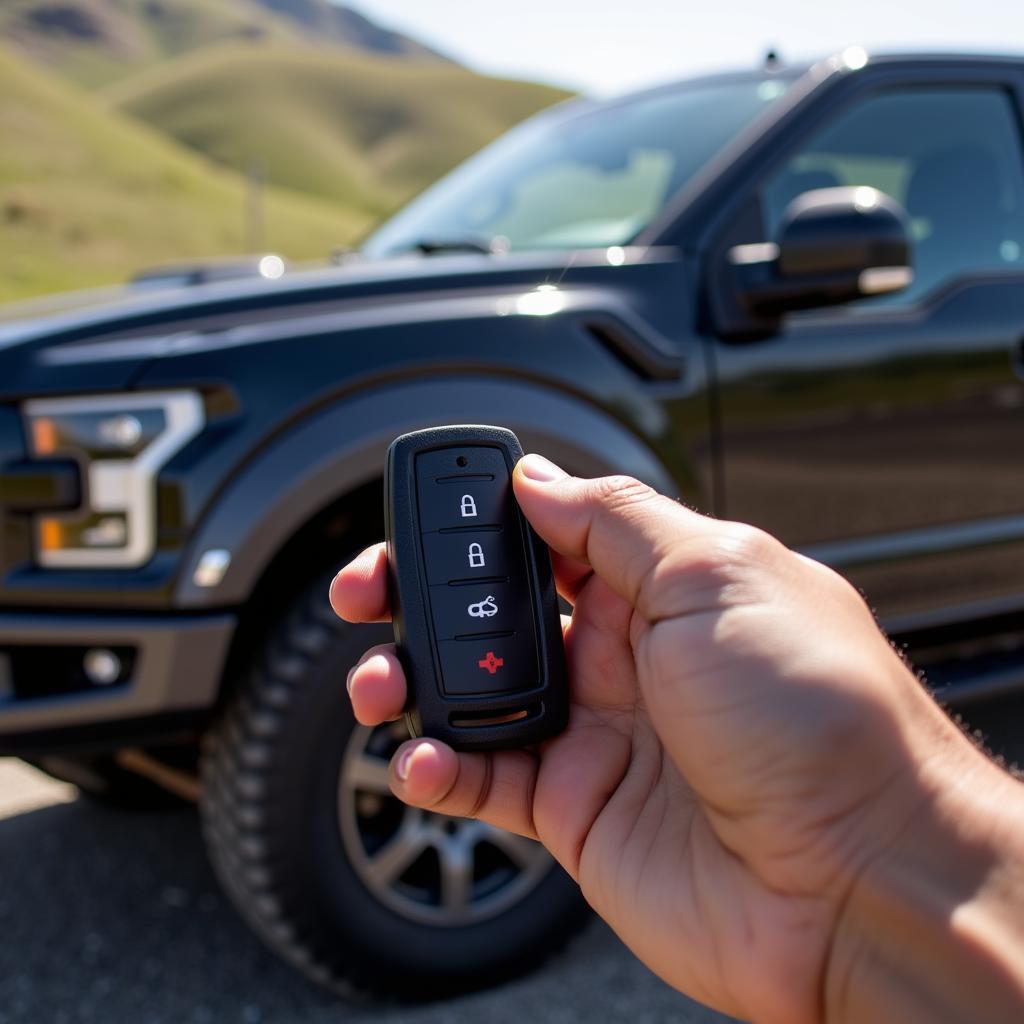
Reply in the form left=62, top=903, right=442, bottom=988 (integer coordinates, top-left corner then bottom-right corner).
left=763, top=47, right=782, bottom=70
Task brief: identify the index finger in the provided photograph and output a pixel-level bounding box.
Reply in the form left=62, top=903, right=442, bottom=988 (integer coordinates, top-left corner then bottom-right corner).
left=330, top=542, right=391, bottom=623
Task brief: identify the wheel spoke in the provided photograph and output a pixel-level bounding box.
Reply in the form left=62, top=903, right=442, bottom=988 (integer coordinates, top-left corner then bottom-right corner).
left=344, top=752, right=392, bottom=794
left=438, top=838, right=474, bottom=916
left=363, top=819, right=429, bottom=886
left=339, top=724, right=552, bottom=924
left=480, top=826, right=547, bottom=871
left=386, top=719, right=412, bottom=742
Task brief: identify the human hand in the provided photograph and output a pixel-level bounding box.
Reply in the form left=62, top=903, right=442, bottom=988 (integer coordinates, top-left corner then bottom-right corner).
left=331, top=456, right=1024, bottom=1024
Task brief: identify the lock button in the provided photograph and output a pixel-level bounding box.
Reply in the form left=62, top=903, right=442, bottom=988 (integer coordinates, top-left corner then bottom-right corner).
left=421, top=530, right=512, bottom=585
left=415, top=447, right=512, bottom=532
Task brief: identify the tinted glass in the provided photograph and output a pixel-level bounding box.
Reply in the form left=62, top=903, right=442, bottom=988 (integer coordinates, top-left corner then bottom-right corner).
left=364, top=78, right=791, bottom=257
left=762, top=87, right=1024, bottom=307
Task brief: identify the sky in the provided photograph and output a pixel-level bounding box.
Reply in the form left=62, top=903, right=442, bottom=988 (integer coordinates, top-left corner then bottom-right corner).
left=347, top=0, right=1024, bottom=95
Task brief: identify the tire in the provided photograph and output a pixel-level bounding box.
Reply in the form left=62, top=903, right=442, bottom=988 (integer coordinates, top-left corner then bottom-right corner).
left=200, top=574, right=589, bottom=999
left=28, top=753, right=187, bottom=809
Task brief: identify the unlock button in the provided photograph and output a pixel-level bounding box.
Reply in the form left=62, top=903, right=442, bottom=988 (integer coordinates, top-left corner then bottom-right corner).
left=421, top=530, right=512, bottom=585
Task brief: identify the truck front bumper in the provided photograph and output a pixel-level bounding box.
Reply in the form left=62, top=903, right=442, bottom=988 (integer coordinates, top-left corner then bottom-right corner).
left=0, top=611, right=235, bottom=753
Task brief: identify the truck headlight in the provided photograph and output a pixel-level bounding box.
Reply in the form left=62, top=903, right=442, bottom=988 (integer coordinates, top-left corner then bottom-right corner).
left=22, top=391, right=204, bottom=568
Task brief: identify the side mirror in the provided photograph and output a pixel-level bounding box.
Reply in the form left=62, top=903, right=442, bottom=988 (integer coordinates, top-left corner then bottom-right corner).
left=728, top=186, right=913, bottom=317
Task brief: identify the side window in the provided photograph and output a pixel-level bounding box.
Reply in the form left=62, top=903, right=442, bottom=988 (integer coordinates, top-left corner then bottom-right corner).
left=762, top=87, right=1024, bottom=306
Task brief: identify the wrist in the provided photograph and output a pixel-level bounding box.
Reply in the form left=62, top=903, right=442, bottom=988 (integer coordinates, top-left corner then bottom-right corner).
left=826, top=721, right=1024, bottom=1023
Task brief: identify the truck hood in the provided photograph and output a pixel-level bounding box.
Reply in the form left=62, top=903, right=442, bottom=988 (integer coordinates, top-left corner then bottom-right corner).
left=0, top=248, right=672, bottom=399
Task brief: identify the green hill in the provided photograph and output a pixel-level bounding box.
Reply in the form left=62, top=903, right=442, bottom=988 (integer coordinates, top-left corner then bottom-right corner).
left=0, top=43, right=369, bottom=303
left=105, top=44, right=570, bottom=214
left=0, top=3, right=569, bottom=303
left=0, top=0, right=297, bottom=86
left=0, top=0, right=447, bottom=87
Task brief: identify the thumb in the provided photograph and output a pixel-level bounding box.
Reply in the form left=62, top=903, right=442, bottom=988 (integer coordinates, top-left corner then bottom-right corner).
left=512, top=454, right=720, bottom=615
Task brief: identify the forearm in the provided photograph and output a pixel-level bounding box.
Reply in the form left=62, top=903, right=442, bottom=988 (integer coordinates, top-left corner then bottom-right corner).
left=825, top=728, right=1024, bottom=1023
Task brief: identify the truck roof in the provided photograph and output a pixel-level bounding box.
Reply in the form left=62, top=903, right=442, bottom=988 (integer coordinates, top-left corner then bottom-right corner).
left=598, top=50, right=1024, bottom=108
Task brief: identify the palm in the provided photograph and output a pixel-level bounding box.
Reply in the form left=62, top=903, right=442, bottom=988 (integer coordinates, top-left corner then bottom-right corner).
left=531, top=572, right=839, bottom=1022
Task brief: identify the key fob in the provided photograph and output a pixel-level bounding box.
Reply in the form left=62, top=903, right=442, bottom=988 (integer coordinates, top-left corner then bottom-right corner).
left=384, top=425, right=568, bottom=750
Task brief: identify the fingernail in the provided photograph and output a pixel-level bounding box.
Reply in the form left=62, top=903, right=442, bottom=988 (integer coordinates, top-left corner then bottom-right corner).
left=519, top=453, right=567, bottom=482
left=395, top=745, right=416, bottom=781
left=345, top=665, right=356, bottom=697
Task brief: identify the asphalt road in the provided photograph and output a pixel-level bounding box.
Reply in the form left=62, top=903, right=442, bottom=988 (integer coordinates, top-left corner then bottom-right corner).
left=0, top=759, right=737, bottom=1024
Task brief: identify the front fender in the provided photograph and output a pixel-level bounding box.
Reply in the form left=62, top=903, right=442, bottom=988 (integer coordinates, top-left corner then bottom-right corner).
left=175, top=376, right=678, bottom=608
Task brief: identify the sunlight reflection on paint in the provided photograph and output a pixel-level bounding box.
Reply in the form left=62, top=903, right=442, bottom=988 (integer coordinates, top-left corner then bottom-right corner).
left=853, top=187, right=878, bottom=211
left=258, top=254, right=286, bottom=279
left=841, top=46, right=869, bottom=71
left=515, top=284, right=565, bottom=316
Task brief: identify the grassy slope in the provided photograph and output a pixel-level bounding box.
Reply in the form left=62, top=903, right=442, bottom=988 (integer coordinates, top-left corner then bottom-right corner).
left=0, top=0, right=303, bottom=86
left=0, top=44, right=371, bottom=303
left=105, top=44, right=571, bottom=214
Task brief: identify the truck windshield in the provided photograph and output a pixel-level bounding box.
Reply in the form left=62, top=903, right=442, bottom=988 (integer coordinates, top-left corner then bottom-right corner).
left=362, top=76, right=792, bottom=258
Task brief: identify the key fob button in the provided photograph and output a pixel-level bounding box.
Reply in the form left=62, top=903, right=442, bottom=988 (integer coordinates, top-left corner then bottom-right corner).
left=438, top=637, right=538, bottom=695
left=417, top=478, right=510, bottom=533
left=427, top=580, right=533, bottom=640
left=415, top=447, right=512, bottom=532
left=421, top=529, right=512, bottom=585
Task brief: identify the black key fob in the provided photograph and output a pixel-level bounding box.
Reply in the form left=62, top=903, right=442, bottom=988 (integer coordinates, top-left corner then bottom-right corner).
left=384, top=425, right=568, bottom=750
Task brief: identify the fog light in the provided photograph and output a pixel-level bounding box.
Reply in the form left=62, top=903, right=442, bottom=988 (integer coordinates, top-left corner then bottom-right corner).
left=83, top=648, right=122, bottom=686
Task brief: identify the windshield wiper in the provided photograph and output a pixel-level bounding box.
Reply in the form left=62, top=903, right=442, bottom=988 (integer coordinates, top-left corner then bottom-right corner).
left=407, top=236, right=497, bottom=256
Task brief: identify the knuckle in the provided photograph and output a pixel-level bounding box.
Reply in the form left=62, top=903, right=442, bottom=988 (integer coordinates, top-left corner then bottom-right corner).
left=465, top=756, right=494, bottom=819
left=647, top=523, right=780, bottom=607
left=717, top=522, right=780, bottom=570
left=590, top=473, right=657, bottom=512
left=798, top=551, right=873, bottom=616
left=423, top=752, right=490, bottom=819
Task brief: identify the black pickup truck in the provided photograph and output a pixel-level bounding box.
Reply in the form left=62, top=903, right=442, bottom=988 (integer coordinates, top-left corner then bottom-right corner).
left=2, top=49, right=1024, bottom=997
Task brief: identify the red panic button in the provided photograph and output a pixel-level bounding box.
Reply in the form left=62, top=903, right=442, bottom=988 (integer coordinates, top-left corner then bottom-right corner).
left=478, top=651, right=504, bottom=674
left=438, top=638, right=533, bottom=695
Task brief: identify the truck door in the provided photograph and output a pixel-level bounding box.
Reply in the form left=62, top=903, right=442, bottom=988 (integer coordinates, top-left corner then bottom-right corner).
left=712, top=77, right=1024, bottom=628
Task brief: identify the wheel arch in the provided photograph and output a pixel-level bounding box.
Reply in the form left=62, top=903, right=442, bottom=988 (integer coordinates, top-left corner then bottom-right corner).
left=176, top=375, right=677, bottom=615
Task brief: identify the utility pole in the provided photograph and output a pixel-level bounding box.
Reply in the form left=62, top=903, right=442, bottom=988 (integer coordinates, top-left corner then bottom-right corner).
left=246, top=157, right=266, bottom=253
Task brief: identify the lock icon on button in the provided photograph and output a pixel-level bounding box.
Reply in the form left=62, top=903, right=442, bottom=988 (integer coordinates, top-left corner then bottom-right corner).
left=460, top=494, right=478, bottom=518
left=467, top=542, right=485, bottom=568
